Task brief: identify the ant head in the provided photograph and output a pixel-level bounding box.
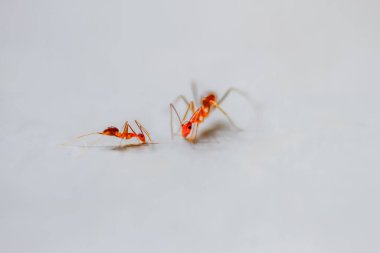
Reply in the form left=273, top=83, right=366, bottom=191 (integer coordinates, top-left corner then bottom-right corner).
left=137, top=133, right=146, bottom=142
left=101, top=127, right=119, bottom=136
left=182, top=122, right=192, bottom=138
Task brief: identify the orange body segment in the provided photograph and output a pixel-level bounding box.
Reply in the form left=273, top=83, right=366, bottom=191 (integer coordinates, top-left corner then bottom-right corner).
left=179, top=93, right=217, bottom=139
left=171, top=87, right=245, bottom=142
left=77, top=120, right=152, bottom=144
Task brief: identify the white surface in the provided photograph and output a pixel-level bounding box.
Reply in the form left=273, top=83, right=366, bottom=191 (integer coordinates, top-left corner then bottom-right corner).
left=1, top=0, right=380, bottom=252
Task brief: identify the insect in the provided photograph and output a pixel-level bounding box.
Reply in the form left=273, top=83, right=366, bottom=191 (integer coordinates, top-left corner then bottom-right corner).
left=170, top=85, right=246, bottom=142
left=76, top=120, right=152, bottom=145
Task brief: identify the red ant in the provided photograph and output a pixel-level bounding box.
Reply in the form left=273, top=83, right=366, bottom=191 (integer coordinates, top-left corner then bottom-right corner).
left=76, top=120, right=152, bottom=145
left=170, top=85, right=246, bottom=142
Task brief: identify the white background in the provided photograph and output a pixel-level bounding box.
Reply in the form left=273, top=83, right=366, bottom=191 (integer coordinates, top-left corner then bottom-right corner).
left=1, top=0, right=379, bottom=252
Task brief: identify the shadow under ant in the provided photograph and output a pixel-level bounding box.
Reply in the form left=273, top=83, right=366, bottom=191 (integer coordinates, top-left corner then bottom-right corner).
left=111, top=142, right=157, bottom=151
left=193, top=120, right=234, bottom=144
left=63, top=141, right=157, bottom=152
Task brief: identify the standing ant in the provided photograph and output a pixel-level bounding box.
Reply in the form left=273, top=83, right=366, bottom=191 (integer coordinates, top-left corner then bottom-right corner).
left=170, top=85, right=247, bottom=143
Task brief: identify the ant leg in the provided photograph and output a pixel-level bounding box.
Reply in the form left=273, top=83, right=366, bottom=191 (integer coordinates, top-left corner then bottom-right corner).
left=217, top=87, right=250, bottom=105
left=121, top=121, right=130, bottom=135
left=128, top=123, right=138, bottom=135
left=120, top=121, right=142, bottom=143
left=135, top=120, right=152, bottom=143
left=193, top=123, right=199, bottom=143
left=210, top=101, right=242, bottom=130
left=173, top=95, right=195, bottom=121
left=173, top=95, right=190, bottom=108
left=170, top=102, right=195, bottom=139
left=191, top=81, right=200, bottom=107
left=128, top=122, right=148, bottom=143
left=118, top=121, right=132, bottom=146
left=170, top=104, right=182, bottom=139
left=182, top=101, right=195, bottom=123
left=188, top=123, right=199, bottom=143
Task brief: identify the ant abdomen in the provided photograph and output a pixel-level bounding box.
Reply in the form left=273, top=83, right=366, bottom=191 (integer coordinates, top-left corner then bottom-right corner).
left=102, top=127, right=120, bottom=136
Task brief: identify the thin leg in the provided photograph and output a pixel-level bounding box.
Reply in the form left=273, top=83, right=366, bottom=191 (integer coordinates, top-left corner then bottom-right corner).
left=173, top=95, right=190, bottom=108
left=170, top=104, right=182, bottom=139
left=173, top=95, right=195, bottom=121
left=135, top=120, right=152, bottom=142
left=193, top=123, right=199, bottom=143
left=217, top=87, right=249, bottom=105
left=182, top=101, right=195, bottom=123
left=170, top=102, right=195, bottom=139
left=119, top=122, right=127, bottom=146
left=188, top=123, right=199, bottom=143
left=172, top=95, right=194, bottom=132
left=191, top=81, right=200, bottom=107
left=120, top=121, right=138, bottom=144
left=210, top=101, right=242, bottom=130
left=128, top=123, right=137, bottom=135
left=122, top=121, right=139, bottom=136
left=121, top=121, right=129, bottom=135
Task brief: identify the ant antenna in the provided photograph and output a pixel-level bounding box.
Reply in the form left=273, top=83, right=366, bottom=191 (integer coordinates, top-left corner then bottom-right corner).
left=170, top=104, right=183, bottom=139
left=76, top=132, right=100, bottom=139
left=61, top=132, right=100, bottom=146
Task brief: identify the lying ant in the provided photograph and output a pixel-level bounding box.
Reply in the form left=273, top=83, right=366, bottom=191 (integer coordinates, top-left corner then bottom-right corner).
left=77, top=120, right=152, bottom=145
